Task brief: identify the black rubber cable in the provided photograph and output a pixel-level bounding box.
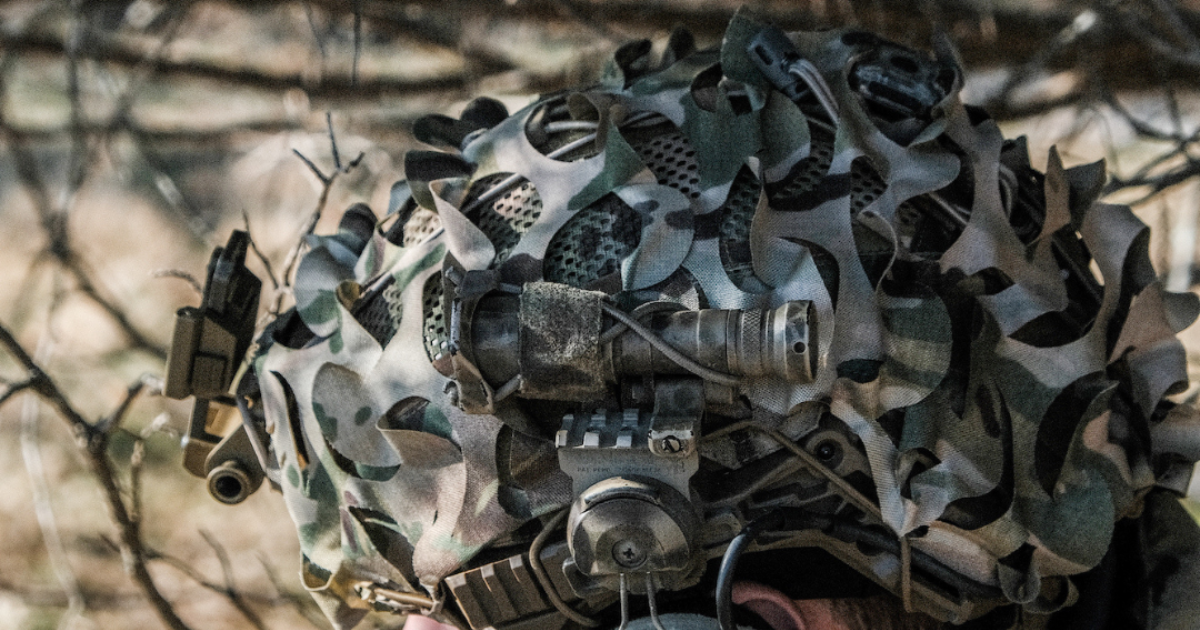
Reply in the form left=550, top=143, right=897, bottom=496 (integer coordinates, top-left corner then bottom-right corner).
left=716, top=509, right=1004, bottom=630
left=715, top=511, right=785, bottom=630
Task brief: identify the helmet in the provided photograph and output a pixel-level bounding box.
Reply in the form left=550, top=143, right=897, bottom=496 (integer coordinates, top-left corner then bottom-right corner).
left=165, top=8, right=1200, bottom=630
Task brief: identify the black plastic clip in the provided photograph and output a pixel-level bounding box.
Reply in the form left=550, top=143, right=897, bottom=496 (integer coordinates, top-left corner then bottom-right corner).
left=747, top=25, right=839, bottom=122
left=164, top=231, right=265, bottom=502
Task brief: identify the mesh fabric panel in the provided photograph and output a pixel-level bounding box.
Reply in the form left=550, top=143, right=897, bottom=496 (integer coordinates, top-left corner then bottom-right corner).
left=463, top=173, right=543, bottom=266
left=544, top=194, right=643, bottom=288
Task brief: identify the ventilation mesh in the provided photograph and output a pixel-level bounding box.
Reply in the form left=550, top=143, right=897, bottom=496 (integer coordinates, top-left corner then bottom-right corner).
left=544, top=194, right=643, bottom=288
left=352, top=279, right=404, bottom=346
left=630, top=127, right=703, bottom=200
left=422, top=273, right=449, bottom=361
left=850, top=156, right=887, bottom=216
left=719, top=167, right=768, bottom=292
left=403, top=207, right=442, bottom=247
left=773, top=128, right=836, bottom=201
left=463, top=173, right=543, bottom=266
left=382, top=281, right=404, bottom=329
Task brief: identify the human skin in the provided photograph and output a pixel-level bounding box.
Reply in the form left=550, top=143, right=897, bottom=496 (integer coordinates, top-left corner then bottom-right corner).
left=736, top=582, right=946, bottom=630
left=401, top=584, right=945, bottom=630
left=735, top=582, right=848, bottom=630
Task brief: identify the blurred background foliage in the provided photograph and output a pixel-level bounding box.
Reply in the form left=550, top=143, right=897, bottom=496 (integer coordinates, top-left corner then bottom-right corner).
left=4, top=0, right=1200, bottom=628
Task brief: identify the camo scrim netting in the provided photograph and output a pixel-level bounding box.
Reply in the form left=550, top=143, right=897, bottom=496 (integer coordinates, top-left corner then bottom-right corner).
left=254, top=9, right=1200, bottom=627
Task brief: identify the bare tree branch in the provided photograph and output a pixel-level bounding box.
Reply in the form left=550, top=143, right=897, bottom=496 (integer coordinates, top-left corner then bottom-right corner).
left=20, top=346, right=87, bottom=629
left=0, top=321, right=195, bottom=630
left=96, top=373, right=158, bottom=436
left=352, top=0, right=363, bottom=87
left=0, top=575, right=148, bottom=610
left=0, top=29, right=471, bottom=99
left=272, top=115, right=365, bottom=316
left=1149, top=0, right=1200, bottom=52
left=200, top=530, right=269, bottom=630
left=152, top=269, right=205, bottom=296
left=63, top=256, right=168, bottom=360
left=257, top=553, right=330, bottom=630
left=242, top=211, right=281, bottom=292
left=0, top=378, right=36, bottom=407
left=0, top=49, right=169, bottom=360
left=144, top=544, right=310, bottom=630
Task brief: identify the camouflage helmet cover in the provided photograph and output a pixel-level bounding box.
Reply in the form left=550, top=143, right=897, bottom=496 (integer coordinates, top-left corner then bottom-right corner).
left=251, top=8, right=1200, bottom=628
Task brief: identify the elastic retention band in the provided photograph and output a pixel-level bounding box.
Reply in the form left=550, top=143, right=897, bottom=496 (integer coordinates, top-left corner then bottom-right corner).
left=493, top=375, right=521, bottom=402
left=599, top=302, right=741, bottom=386
left=528, top=509, right=601, bottom=628
left=706, top=422, right=883, bottom=522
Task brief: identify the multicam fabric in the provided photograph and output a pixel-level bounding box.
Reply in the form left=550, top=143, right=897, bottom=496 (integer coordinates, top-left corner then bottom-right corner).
left=253, top=9, right=1200, bottom=628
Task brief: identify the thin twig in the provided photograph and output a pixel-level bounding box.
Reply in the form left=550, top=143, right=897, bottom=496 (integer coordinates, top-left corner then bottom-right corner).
left=0, top=29, right=470, bottom=98
left=1100, top=87, right=1200, bottom=143
left=152, top=269, right=204, bottom=296
left=96, top=373, right=156, bottom=436
left=326, top=112, right=342, bottom=171
left=1101, top=2, right=1200, bottom=69
left=0, top=325, right=88, bottom=429
left=63, top=255, right=168, bottom=360
left=64, top=0, right=87, bottom=208
left=303, top=0, right=329, bottom=68
left=125, top=409, right=169, bottom=555
left=1111, top=161, right=1200, bottom=205
left=1149, top=0, right=1200, bottom=54
left=0, top=573, right=152, bottom=610
left=0, top=321, right=195, bottom=630
left=0, top=378, right=35, bottom=407
left=291, top=148, right=331, bottom=184
left=0, top=44, right=168, bottom=360
left=552, top=0, right=624, bottom=42
left=272, top=117, right=364, bottom=316
left=142, top=545, right=309, bottom=609
left=19, top=334, right=86, bottom=630
left=257, top=553, right=330, bottom=630
left=242, top=210, right=281, bottom=291
left=353, top=0, right=363, bottom=87
left=981, top=9, right=1095, bottom=116
left=98, top=3, right=206, bottom=241
left=200, top=530, right=269, bottom=630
